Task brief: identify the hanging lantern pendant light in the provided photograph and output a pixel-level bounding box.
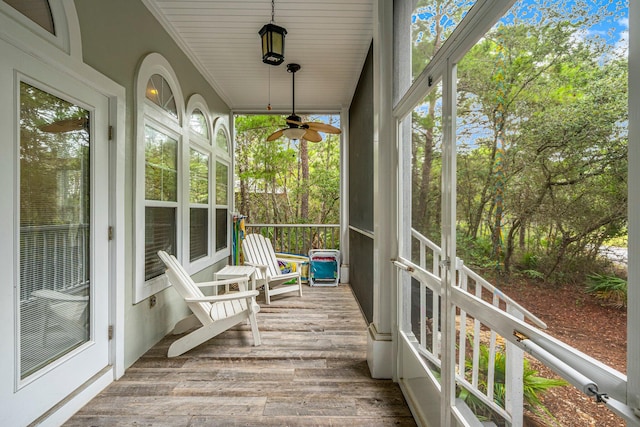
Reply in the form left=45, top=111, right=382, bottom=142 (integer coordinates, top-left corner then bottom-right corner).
left=259, top=0, right=287, bottom=66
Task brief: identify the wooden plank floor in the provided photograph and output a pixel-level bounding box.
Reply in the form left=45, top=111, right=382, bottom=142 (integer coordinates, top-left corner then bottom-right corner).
left=65, top=284, right=417, bottom=426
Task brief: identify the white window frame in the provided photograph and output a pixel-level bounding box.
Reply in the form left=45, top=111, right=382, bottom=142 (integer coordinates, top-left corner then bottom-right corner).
left=393, top=1, right=639, bottom=424
left=0, top=0, right=81, bottom=59
left=134, top=53, right=184, bottom=303
left=212, top=118, right=232, bottom=262
left=185, top=94, right=214, bottom=272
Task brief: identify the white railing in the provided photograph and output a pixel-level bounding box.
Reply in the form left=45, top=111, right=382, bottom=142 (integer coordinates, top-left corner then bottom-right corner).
left=245, top=223, right=340, bottom=255
left=19, top=224, right=90, bottom=302
left=404, top=228, right=547, bottom=425
left=401, top=229, right=637, bottom=426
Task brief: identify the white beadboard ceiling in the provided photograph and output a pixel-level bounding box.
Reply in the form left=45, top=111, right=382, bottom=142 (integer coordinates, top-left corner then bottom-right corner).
left=142, top=0, right=374, bottom=113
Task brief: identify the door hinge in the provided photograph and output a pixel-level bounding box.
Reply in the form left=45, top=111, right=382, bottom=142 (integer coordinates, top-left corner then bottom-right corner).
left=108, top=325, right=114, bottom=340
left=108, top=125, right=113, bottom=141
left=108, top=226, right=113, bottom=241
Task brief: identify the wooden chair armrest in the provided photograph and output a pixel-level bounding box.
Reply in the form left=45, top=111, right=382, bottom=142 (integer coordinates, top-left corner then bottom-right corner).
left=278, top=271, right=300, bottom=280
left=244, top=262, right=268, bottom=270
left=184, top=290, right=259, bottom=303
left=244, top=262, right=269, bottom=278
left=194, top=277, right=249, bottom=288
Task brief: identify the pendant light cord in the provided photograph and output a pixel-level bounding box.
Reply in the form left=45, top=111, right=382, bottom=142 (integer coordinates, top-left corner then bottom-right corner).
left=267, top=66, right=272, bottom=110
left=291, top=68, right=296, bottom=115
left=271, top=0, right=275, bottom=23
left=267, top=0, right=275, bottom=110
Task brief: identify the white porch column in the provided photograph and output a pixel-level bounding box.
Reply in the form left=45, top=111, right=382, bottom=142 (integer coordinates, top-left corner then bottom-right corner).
left=627, top=0, right=640, bottom=415
left=340, top=107, right=350, bottom=283
left=367, top=0, right=396, bottom=379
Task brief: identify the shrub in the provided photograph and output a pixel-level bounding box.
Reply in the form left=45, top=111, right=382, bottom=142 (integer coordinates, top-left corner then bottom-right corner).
left=586, top=273, right=627, bottom=308
left=521, top=269, right=545, bottom=281
left=521, top=251, right=539, bottom=269
left=460, top=342, right=567, bottom=425
left=457, top=234, right=496, bottom=268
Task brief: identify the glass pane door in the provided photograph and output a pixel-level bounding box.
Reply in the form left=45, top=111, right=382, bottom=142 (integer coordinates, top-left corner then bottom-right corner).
left=0, top=38, right=109, bottom=427
left=19, top=82, right=91, bottom=379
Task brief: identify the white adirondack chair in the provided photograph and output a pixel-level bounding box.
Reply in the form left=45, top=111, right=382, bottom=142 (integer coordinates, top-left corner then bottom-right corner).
left=31, top=289, right=89, bottom=344
left=157, top=251, right=261, bottom=357
left=241, top=234, right=303, bottom=304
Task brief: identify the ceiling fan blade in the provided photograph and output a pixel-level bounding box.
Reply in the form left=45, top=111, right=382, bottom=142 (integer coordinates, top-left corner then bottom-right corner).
left=39, top=117, right=87, bottom=133
left=286, top=118, right=304, bottom=126
left=303, top=129, right=322, bottom=142
left=304, top=122, right=342, bottom=134
left=267, top=128, right=284, bottom=141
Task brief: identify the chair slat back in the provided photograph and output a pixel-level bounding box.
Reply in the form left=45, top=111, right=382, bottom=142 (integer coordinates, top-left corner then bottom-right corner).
left=242, top=234, right=282, bottom=279
left=158, top=251, right=212, bottom=323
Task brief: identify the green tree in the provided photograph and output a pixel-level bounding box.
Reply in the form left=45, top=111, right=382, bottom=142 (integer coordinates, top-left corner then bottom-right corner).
left=234, top=114, right=341, bottom=226
left=411, top=0, right=472, bottom=240
left=451, top=1, right=627, bottom=278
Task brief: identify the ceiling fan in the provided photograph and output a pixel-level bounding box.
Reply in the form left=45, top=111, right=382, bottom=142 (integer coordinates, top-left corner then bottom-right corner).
left=267, top=63, right=341, bottom=143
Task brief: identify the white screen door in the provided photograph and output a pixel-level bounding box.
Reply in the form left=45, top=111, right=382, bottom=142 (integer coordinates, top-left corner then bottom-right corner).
left=0, top=40, right=109, bottom=426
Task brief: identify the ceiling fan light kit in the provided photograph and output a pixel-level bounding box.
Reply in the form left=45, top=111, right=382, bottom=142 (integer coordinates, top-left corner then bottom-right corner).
left=282, top=127, right=307, bottom=140
left=259, top=0, right=286, bottom=66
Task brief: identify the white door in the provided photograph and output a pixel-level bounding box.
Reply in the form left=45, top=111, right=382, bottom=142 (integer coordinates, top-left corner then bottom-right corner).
left=0, top=40, right=110, bottom=426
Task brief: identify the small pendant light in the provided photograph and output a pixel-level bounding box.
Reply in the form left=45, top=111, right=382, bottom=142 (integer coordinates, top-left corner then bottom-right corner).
left=259, top=0, right=287, bottom=66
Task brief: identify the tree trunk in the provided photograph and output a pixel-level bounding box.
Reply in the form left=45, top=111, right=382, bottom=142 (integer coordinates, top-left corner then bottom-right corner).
left=416, top=126, right=433, bottom=234
left=270, top=176, right=279, bottom=223
left=300, top=138, right=309, bottom=221
left=413, top=12, right=443, bottom=237
left=503, top=220, right=520, bottom=274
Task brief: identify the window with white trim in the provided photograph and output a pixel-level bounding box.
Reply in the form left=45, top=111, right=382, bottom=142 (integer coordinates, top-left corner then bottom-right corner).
left=189, top=147, right=209, bottom=262
left=3, top=0, right=54, bottom=34
left=213, top=120, right=231, bottom=254
left=144, top=125, right=178, bottom=280
left=135, top=55, right=232, bottom=302
left=135, top=53, right=185, bottom=303
left=186, top=96, right=213, bottom=267
left=0, top=0, right=81, bottom=58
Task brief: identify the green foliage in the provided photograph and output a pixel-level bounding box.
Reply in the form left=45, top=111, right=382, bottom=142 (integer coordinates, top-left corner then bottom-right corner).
left=457, top=234, right=495, bottom=268
left=234, top=114, right=341, bottom=225
left=520, top=252, right=538, bottom=270
left=444, top=1, right=628, bottom=278
left=461, top=342, right=567, bottom=425
left=521, top=269, right=545, bottom=281
left=411, top=0, right=475, bottom=79
left=603, top=228, right=628, bottom=247
left=586, top=273, right=627, bottom=308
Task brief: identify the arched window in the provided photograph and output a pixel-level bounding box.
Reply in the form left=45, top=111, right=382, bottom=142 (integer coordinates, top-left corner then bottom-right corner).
left=134, top=53, right=184, bottom=303
left=146, top=74, right=178, bottom=118
left=3, top=0, right=54, bottom=34
left=189, top=108, right=209, bottom=139
left=0, top=0, right=82, bottom=58
left=186, top=95, right=213, bottom=267
left=135, top=57, right=231, bottom=301
left=216, top=125, right=229, bottom=151
left=213, top=119, right=231, bottom=253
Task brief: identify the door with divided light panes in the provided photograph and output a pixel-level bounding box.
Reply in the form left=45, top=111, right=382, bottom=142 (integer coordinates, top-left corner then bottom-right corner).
left=0, top=39, right=110, bottom=425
